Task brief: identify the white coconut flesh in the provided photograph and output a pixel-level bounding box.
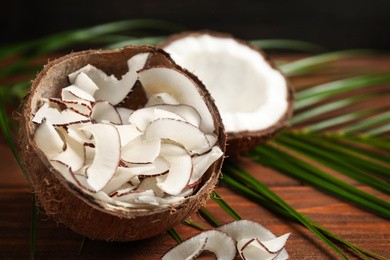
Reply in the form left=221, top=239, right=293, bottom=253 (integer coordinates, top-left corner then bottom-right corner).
left=32, top=52, right=223, bottom=209
left=163, top=220, right=290, bottom=260
left=217, top=220, right=290, bottom=260
left=162, top=230, right=236, bottom=260
left=163, top=34, right=289, bottom=133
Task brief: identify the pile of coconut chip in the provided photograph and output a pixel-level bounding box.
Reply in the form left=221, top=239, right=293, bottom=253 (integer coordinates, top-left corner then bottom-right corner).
left=163, top=220, right=290, bottom=260
left=19, top=46, right=225, bottom=241
left=31, top=52, right=224, bottom=209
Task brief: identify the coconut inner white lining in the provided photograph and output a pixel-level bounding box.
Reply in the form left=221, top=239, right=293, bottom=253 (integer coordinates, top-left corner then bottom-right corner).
left=164, top=35, right=288, bottom=132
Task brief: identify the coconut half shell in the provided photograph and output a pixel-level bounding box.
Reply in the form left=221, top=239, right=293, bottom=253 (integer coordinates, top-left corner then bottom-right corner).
left=18, top=45, right=226, bottom=241
left=160, top=31, right=294, bottom=156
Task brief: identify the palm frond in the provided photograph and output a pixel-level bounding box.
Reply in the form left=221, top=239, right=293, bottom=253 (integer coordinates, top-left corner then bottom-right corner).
left=167, top=228, right=182, bottom=243
left=105, top=36, right=167, bottom=49
left=1, top=102, right=37, bottom=260
left=30, top=195, right=37, bottom=260
left=222, top=163, right=352, bottom=260
left=0, top=19, right=184, bottom=60
left=279, top=49, right=382, bottom=76
left=221, top=172, right=388, bottom=260
left=210, top=191, right=242, bottom=220
left=294, top=74, right=390, bottom=110
left=248, top=143, right=390, bottom=217
left=249, top=39, right=326, bottom=53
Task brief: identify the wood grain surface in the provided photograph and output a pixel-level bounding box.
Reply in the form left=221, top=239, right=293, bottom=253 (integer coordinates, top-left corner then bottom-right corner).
left=1, top=54, right=389, bottom=259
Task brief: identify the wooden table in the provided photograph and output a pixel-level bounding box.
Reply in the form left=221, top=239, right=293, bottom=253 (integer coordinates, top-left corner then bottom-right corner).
left=1, top=54, right=390, bottom=259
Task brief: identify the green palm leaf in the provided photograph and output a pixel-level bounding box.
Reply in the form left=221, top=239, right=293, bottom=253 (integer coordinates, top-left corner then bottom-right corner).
left=279, top=49, right=382, bottom=76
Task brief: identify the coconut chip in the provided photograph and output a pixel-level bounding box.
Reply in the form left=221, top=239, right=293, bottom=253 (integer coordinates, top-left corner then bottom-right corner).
left=163, top=220, right=290, bottom=260
left=162, top=230, right=236, bottom=260
left=68, top=52, right=150, bottom=105
left=218, top=220, right=290, bottom=260
left=81, top=123, right=121, bottom=192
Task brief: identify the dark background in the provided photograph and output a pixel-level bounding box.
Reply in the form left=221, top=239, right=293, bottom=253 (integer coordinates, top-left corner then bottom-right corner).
left=2, top=0, right=390, bottom=51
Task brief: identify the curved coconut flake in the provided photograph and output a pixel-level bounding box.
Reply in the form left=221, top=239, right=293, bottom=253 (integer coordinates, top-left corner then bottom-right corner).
left=217, top=220, right=290, bottom=259
left=91, top=100, right=122, bottom=124
left=137, top=157, right=169, bottom=178
left=163, top=34, right=289, bottom=132
left=120, top=157, right=168, bottom=175
left=92, top=191, right=139, bottom=208
left=205, top=133, right=218, bottom=148
left=71, top=71, right=99, bottom=96
left=217, top=220, right=279, bottom=242
left=81, top=123, right=121, bottom=192
left=164, top=237, right=207, bottom=260
left=237, top=234, right=290, bottom=260
left=138, top=67, right=215, bottom=133
left=73, top=173, right=96, bottom=193
left=50, top=160, right=95, bottom=193
left=107, top=177, right=141, bottom=197
left=255, top=233, right=290, bottom=254
left=113, top=124, right=142, bottom=147
left=162, top=230, right=236, bottom=260
left=156, top=143, right=192, bottom=196
left=121, top=137, right=161, bottom=164
left=109, top=181, right=140, bottom=197
left=145, top=118, right=210, bottom=155
left=112, top=189, right=155, bottom=203
left=116, top=107, right=134, bottom=125
left=51, top=127, right=85, bottom=172
left=273, top=248, right=289, bottom=260
left=32, top=103, right=90, bottom=125
left=102, top=167, right=144, bottom=195
left=145, top=92, right=180, bottom=107
left=49, top=97, right=92, bottom=117
left=40, top=98, right=62, bottom=110
left=65, top=122, right=93, bottom=145
left=134, top=192, right=162, bottom=206
left=61, top=85, right=95, bottom=103
left=189, top=146, right=223, bottom=186
left=120, top=157, right=169, bottom=180
left=73, top=142, right=95, bottom=177
left=155, top=187, right=194, bottom=206
left=68, top=53, right=150, bottom=105
left=136, top=177, right=164, bottom=197
left=34, top=120, right=64, bottom=159
left=128, top=107, right=186, bottom=132
left=68, top=64, right=106, bottom=85
left=151, top=104, right=202, bottom=128
left=50, top=160, right=78, bottom=186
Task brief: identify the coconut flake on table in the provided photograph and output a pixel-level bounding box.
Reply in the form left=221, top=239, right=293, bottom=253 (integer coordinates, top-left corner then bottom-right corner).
left=162, top=219, right=290, bottom=260
left=217, top=220, right=290, bottom=260
left=162, top=230, right=236, bottom=260
left=32, top=54, right=223, bottom=209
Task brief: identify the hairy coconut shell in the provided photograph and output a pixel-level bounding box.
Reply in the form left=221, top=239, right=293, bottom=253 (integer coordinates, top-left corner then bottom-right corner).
left=18, top=45, right=226, bottom=241
left=160, top=31, right=295, bottom=156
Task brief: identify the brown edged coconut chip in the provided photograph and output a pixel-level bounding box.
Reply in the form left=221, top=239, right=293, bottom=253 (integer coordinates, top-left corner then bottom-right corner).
left=162, top=229, right=236, bottom=260
left=217, top=220, right=290, bottom=260
left=163, top=219, right=290, bottom=260
left=19, top=45, right=226, bottom=241
left=161, top=31, right=295, bottom=156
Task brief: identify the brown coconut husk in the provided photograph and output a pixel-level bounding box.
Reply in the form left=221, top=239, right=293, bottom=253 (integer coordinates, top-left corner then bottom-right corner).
left=18, top=45, right=226, bottom=241
left=160, top=31, right=295, bottom=157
